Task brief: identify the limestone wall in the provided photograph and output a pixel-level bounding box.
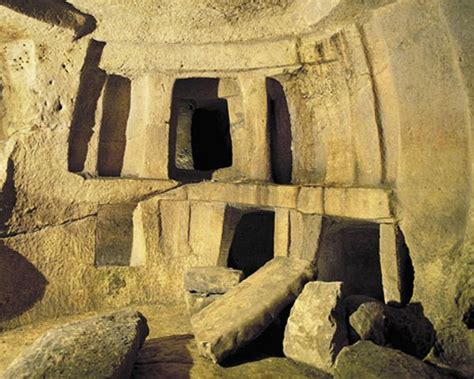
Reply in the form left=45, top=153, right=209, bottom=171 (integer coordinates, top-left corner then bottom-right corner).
left=0, top=0, right=471, bottom=367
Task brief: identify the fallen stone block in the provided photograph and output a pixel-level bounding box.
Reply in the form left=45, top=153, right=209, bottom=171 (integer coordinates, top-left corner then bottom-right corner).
left=191, top=257, right=315, bottom=363
left=343, top=295, right=384, bottom=343
left=3, top=309, right=149, bottom=379
left=184, top=266, right=244, bottom=294
left=283, top=281, right=347, bottom=373
left=184, top=291, right=222, bottom=316
left=334, top=341, right=445, bottom=379
left=349, top=301, right=386, bottom=345
left=343, top=296, right=435, bottom=358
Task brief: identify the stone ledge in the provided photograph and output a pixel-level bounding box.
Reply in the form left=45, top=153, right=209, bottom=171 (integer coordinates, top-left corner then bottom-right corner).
left=142, top=182, right=393, bottom=222
left=101, top=39, right=300, bottom=76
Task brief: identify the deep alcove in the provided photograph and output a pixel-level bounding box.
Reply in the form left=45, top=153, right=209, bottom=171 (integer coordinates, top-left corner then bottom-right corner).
left=227, top=210, right=275, bottom=278
left=169, top=78, right=232, bottom=181
left=316, top=219, right=384, bottom=300
left=191, top=101, right=232, bottom=171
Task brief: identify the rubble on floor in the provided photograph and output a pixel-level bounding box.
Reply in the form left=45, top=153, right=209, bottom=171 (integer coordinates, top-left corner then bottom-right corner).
left=188, top=266, right=439, bottom=375
left=191, top=257, right=315, bottom=363
left=283, top=281, right=348, bottom=373
left=345, top=295, right=436, bottom=359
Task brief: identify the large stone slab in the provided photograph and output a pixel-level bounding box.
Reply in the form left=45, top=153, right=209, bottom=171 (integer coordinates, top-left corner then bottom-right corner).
left=3, top=309, right=149, bottom=379
left=184, top=266, right=243, bottom=294
left=191, top=257, right=315, bottom=363
left=283, top=281, right=348, bottom=373
left=334, top=341, right=445, bottom=379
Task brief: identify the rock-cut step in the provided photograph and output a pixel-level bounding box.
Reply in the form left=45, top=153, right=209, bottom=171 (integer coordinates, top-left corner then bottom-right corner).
left=191, top=257, right=315, bottom=363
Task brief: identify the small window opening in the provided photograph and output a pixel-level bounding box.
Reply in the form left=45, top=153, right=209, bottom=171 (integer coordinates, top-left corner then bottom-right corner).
left=169, top=78, right=232, bottom=182
left=227, top=210, right=275, bottom=278
left=316, top=218, right=384, bottom=300
left=266, top=78, right=292, bottom=184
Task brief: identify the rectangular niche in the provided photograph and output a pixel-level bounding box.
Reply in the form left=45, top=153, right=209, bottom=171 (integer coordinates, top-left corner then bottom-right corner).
left=221, top=207, right=275, bottom=278
left=97, top=74, right=132, bottom=177
left=316, top=218, right=384, bottom=300
left=95, top=203, right=139, bottom=266
left=169, top=78, right=233, bottom=182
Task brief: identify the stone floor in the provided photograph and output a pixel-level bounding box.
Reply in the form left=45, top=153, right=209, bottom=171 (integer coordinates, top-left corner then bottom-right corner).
left=0, top=304, right=329, bottom=378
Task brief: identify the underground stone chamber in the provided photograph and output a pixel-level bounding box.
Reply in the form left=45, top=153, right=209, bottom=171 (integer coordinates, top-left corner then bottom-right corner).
left=0, top=0, right=473, bottom=377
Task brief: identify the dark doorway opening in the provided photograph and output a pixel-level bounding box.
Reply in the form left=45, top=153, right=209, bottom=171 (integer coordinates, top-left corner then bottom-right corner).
left=266, top=78, right=292, bottom=184
left=316, top=218, right=384, bottom=300
left=191, top=100, right=232, bottom=171
left=227, top=210, right=275, bottom=278
left=169, top=78, right=232, bottom=182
